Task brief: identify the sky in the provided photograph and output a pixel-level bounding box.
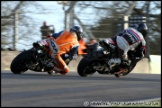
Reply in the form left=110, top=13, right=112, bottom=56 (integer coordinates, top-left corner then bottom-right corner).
left=18, top=1, right=96, bottom=51
left=36, top=1, right=65, bottom=32
left=9, top=1, right=161, bottom=51
left=18, top=1, right=65, bottom=51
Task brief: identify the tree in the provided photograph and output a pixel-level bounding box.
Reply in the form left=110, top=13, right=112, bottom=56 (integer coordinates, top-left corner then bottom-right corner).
left=1, top=1, right=45, bottom=50
left=74, top=1, right=161, bottom=55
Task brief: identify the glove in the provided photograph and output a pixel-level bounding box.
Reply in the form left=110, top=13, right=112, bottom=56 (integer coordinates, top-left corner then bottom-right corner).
left=61, top=53, right=70, bottom=61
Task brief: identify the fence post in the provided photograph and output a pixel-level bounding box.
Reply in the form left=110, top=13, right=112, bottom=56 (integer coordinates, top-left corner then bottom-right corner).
left=13, top=11, right=18, bottom=50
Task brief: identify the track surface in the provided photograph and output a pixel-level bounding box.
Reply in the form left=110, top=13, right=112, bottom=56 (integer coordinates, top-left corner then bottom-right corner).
left=1, top=70, right=161, bottom=107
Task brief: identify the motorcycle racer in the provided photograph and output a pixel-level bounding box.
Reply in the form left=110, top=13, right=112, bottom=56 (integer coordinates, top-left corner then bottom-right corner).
left=99, top=22, right=148, bottom=69
left=33, top=25, right=83, bottom=75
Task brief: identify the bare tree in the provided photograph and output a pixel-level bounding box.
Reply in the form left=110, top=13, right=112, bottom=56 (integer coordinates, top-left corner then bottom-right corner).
left=1, top=1, right=46, bottom=50
left=73, top=1, right=161, bottom=54
left=1, top=1, right=160, bottom=54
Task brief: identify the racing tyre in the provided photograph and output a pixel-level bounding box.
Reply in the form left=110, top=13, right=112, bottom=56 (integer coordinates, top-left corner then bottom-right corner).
left=77, top=58, right=96, bottom=77
left=10, top=50, right=34, bottom=74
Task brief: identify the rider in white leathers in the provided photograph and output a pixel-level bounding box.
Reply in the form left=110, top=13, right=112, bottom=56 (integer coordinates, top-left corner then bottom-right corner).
left=99, top=22, right=148, bottom=68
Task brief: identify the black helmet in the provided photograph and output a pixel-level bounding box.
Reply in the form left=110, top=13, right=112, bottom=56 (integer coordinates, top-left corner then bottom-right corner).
left=135, top=22, right=148, bottom=38
left=70, top=25, right=83, bottom=41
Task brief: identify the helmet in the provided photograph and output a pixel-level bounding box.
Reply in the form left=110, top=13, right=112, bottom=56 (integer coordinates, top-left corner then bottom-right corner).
left=135, top=22, right=148, bottom=38
left=70, top=25, right=83, bottom=41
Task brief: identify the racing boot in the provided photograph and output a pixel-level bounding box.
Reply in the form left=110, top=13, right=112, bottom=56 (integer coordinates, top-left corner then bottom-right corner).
left=53, top=65, right=68, bottom=75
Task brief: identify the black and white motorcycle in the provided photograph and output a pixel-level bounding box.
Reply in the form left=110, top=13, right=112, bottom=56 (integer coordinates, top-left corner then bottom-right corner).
left=77, top=42, right=142, bottom=78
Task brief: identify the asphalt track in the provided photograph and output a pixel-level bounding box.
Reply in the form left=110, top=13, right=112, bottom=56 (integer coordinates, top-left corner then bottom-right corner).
left=1, top=70, right=161, bottom=107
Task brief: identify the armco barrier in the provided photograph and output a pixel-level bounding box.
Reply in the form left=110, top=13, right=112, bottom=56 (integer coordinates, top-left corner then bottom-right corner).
left=1, top=51, right=161, bottom=74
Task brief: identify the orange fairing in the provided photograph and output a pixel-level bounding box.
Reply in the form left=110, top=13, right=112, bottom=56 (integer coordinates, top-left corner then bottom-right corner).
left=78, top=39, right=87, bottom=55
left=55, top=31, right=79, bottom=54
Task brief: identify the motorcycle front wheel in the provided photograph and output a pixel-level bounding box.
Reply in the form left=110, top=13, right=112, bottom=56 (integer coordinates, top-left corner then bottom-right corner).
left=77, top=58, right=96, bottom=77
left=10, top=50, right=35, bottom=74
